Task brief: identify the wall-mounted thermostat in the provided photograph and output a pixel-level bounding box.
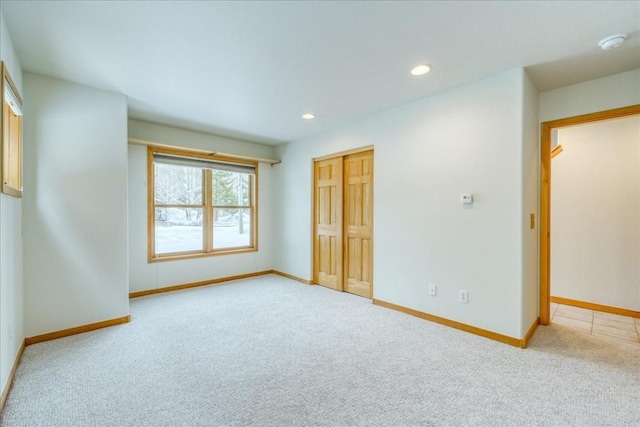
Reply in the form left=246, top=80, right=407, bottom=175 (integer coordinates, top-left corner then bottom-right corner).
left=461, top=194, right=473, bottom=204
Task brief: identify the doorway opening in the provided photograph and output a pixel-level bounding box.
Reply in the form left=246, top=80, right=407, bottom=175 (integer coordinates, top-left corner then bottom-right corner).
left=539, top=105, right=640, bottom=326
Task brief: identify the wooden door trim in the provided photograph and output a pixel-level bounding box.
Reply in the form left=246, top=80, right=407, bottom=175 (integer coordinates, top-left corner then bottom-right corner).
left=539, top=104, right=640, bottom=326
left=313, top=145, right=374, bottom=162
left=312, top=159, right=317, bottom=284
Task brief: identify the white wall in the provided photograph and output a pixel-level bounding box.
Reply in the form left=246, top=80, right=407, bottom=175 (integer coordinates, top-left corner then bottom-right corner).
left=552, top=116, right=640, bottom=310
left=539, top=69, right=640, bottom=123
left=129, top=120, right=276, bottom=161
left=128, top=122, right=276, bottom=293
left=274, top=68, right=535, bottom=339
left=23, top=73, right=129, bottom=337
left=0, top=8, right=24, bottom=400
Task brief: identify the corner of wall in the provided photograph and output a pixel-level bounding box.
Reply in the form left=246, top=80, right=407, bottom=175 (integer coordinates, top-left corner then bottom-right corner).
left=0, top=5, right=25, bottom=403
left=23, top=74, right=129, bottom=337
left=520, top=69, right=540, bottom=337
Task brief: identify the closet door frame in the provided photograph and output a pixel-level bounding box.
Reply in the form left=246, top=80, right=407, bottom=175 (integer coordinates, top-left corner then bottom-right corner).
left=312, top=146, right=374, bottom=296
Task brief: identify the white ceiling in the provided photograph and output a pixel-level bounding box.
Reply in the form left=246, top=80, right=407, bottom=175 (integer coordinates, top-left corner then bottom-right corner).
left=2, top=1, right=639, bottom=145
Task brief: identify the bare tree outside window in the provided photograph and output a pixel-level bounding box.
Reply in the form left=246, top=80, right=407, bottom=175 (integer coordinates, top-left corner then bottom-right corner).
left=212, top=170, right=251, bottom=249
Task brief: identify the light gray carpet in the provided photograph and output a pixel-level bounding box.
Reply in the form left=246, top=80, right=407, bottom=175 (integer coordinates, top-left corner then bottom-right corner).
left=1, top=274, right=639, bottom=426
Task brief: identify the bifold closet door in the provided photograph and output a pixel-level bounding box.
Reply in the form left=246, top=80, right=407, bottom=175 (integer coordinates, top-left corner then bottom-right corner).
left=344, top=151, right=373, bottom=298
left=313, top=157, right=343, bottom=290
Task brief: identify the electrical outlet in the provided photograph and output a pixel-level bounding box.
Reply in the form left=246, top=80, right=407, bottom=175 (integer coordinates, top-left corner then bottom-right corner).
left=459, top=290, right=468, bottom=304
left=428, top=284, right=437, bottom=296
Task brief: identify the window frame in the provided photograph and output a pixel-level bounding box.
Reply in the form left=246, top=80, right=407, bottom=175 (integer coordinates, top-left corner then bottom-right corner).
left=147, top=146, right=258, bottom=262
left=1, top=61, right=23, bottom=198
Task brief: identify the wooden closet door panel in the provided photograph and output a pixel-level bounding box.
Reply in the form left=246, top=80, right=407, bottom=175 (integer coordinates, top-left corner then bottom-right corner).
left=314, top=157, right=343, bottom=290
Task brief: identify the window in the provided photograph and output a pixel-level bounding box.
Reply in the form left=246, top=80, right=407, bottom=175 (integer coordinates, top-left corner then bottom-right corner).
left=148, top=146, right=257, bottom=261
left=1, top=61, right=23, bottom=198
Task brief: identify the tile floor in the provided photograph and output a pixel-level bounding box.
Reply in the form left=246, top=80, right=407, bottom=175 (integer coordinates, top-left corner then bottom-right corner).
left=551, top=303, right=640, bottom=346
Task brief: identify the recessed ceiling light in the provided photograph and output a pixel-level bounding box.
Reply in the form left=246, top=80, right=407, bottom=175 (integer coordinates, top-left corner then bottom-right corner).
left=598, top=34, right=627, bottom=50
left=302, top=113, right=315, bottom=120
left=411, top=64, right=431, bottom=76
